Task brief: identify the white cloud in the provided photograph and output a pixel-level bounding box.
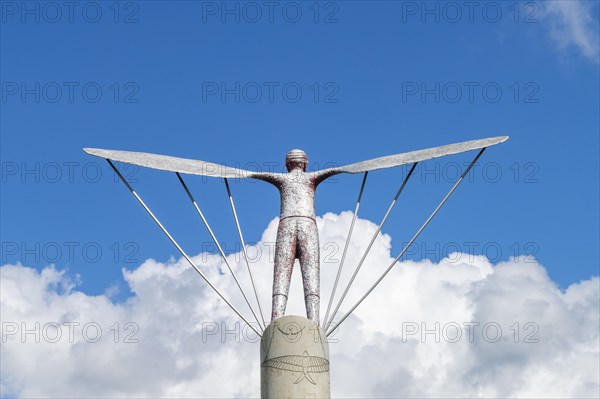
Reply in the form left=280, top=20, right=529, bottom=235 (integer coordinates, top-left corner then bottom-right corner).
left=543, top=1, right=600, bottom=64
left=1, top=212, right=599, bottom=398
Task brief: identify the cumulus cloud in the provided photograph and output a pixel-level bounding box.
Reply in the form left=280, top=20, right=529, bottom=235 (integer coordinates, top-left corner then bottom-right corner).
left=1, top=212, right=599, bottom=398
left=543, top=0, right=600, bottom=64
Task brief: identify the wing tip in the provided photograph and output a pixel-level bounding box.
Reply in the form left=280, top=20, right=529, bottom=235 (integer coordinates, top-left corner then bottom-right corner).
left=486, top=135, right=509, bottom=146
left=83, top=148, right=106, bottom=158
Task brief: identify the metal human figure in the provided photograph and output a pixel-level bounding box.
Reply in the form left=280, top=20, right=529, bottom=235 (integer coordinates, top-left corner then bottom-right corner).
left=84, top=136, right=507, bottom=324
left=250, top=149, right=338, bottom=323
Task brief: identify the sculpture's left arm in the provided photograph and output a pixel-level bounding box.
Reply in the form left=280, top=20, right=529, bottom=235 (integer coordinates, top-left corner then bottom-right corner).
left=313, top=168, right=345, bottom=186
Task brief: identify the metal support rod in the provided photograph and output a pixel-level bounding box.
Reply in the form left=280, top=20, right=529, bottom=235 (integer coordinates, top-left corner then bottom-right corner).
left=326, top=149, right=486, bottom=336
left=106, top=160, right=261, bottom=337
left=322, top=172, right=368, bottom=329
left=224, top=178, right=267, bottom=330
left=324, top=162, right=417, bottom=331
left=176, top=173, right=264, bottom=331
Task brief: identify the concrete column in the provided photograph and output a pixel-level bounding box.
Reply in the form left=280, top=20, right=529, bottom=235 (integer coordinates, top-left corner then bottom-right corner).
left=260, top=315, right=330, bottom=399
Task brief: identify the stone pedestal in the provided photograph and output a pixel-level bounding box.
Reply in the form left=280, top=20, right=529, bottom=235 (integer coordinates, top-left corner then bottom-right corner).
left=260, top=315, right=330, bottom=399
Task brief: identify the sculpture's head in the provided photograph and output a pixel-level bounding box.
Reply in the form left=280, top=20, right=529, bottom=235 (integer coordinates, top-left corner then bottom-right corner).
left=285, top=149, right=308, bottom=172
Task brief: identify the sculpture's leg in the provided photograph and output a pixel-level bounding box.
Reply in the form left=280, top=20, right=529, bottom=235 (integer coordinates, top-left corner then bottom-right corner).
left=297, top=218, right=320, bottom=323
left=272, top=218, right=297, bottom=321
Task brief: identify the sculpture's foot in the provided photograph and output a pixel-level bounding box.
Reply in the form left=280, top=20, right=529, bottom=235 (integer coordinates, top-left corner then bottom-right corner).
left=305, top=294, right=320, bottom=324
left=271, top=294, right=287, bottom=321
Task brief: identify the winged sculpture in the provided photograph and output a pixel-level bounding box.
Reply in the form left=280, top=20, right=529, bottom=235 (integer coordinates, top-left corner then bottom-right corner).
left=85, top=136, right=508, bottom=324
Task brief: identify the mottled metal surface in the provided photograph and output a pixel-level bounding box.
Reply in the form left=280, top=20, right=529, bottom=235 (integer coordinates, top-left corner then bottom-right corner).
left=272, top=217, right=320, bottom=322
left=84, top=136, right=509, bottom=325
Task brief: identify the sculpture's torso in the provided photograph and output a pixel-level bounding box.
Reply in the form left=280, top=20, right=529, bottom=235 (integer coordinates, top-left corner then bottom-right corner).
left=276, top=171, right=316, bottom=219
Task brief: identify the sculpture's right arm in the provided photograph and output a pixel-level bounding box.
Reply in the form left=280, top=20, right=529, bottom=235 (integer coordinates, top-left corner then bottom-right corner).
left=83, top=148, right=282, bottom=182
left=248, top=172, right=284, bottom=186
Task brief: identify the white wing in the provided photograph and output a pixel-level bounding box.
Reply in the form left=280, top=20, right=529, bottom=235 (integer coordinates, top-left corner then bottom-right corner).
left=83, top=148, right=263, bottom=178
left=330, top=136, right=508, bottom=174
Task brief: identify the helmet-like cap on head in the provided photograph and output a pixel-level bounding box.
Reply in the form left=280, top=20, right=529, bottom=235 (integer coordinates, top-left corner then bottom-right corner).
left=286, top=149, right=308, bottom=163
left=285, top=149, right=308, bottom=170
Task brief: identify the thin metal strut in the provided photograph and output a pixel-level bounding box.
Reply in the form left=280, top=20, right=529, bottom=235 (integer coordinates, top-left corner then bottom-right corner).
left=106, top=160, right=261, bottom=337
left=224, top=178, right=267, bottom=330
left=326, top=148, right=486, bottom=336
left=324, top=162, right=417, bottom=331
left=176, top=173, right=264, bottom=331
left=322, top=172, right=368, bottom=329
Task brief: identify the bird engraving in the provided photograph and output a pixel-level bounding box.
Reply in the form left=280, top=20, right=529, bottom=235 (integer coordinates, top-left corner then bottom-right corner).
left=261, top=351, right=329, bottom=385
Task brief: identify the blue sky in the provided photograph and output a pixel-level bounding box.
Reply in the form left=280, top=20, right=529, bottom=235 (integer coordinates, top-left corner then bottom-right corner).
left=1, top=0, right=599, bottom=300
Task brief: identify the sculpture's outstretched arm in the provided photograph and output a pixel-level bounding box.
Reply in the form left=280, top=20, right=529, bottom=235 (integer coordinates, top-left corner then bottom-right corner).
left=314, top=136, right=508, bottom=184
left=249, top=172, right=284, bottom=186
left=83, top=148, right=283, bottom=182
left=313, top=168, right=345, bottom=186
